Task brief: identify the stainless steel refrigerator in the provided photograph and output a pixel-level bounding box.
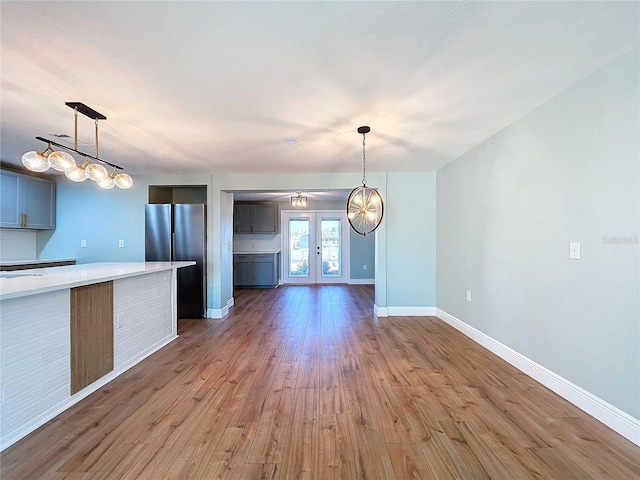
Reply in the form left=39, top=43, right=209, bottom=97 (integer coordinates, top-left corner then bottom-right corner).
left=145, top=204, right=206, bottom=318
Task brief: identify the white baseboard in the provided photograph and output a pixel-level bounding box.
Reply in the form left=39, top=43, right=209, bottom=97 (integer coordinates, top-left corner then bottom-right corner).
left=374, top=304, right=388, bottom=317
left=349, top=278, right=375, bottom=285
left=436, top=308, right=640, bottom=447
left=374, top=305, right=437, bottom=317
left=207, top=298, right=233, bottom=319
left=387, top=306, right=436, bottom=316
left=0, top=335, right=179, bottom=451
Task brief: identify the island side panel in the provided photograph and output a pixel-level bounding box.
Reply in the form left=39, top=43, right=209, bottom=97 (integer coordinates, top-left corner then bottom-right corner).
left=70, top=281, right=114, bottom=394
left=113, top=269, right=175, bottom=370
left=0, top=290, right=70, bottom=446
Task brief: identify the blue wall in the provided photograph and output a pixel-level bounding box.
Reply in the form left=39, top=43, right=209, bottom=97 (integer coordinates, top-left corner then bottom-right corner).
left=37, top=179, right=145, bottom=263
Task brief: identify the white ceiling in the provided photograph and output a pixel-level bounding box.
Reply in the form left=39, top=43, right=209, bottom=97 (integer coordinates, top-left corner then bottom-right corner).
left=1, top=1, right=638, bottom=178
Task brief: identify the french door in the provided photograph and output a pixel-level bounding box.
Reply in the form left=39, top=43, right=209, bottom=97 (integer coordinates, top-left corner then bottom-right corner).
left=283, top=211, right=350, bottom=284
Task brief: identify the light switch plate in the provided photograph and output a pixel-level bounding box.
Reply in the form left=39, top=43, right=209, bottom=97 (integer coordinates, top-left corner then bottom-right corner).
left=118, top=240, right=125, bottom=248
left=466, top=290, right=472, bottom=302
left=569, top=242, right=581, bottom=259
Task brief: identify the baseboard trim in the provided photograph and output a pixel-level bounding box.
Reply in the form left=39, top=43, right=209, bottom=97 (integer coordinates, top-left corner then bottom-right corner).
left=349, top=278, right=375, bottom=285
left=207, top=300, right=232, bottom=319
left=387, top=306, right=437, bottom=316
left=436, top=308, right=640, bottom=447
left=374, top=304, right=388, bottom=317
left=0, top=334, right=179, bottom=451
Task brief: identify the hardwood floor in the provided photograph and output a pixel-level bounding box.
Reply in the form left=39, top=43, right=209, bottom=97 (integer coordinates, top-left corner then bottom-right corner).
left=2, top=285, right=639, bottom=479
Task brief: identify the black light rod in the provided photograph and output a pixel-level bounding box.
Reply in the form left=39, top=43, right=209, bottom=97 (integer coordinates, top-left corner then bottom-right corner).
left=35, top=136, right=123, bottom=170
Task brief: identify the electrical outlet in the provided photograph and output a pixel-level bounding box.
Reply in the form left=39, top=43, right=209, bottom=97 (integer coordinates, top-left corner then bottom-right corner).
left=80, top=239, right=87, bottom=248
left=118, top=240, right=125, bottom=248
left=363, top=264, right=367, bottom=270
left=466, top=290, right=472, bottom=302
left=569, top=242, right=581, bottom=259
left=116, top=314, right=124, bottom=329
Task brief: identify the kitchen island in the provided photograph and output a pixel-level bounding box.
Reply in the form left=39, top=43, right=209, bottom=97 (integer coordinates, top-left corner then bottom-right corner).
left=0, top=262, right=194, bottom=450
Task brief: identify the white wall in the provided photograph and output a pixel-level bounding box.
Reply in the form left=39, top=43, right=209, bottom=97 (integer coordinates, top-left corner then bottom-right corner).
left=0, top=229, right=36, bottom=260
left=436, top=49, right=639, bottom=419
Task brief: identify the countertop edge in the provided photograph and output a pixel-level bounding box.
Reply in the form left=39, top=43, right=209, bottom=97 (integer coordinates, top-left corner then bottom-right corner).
left=0, top=262, right=195, bottom=301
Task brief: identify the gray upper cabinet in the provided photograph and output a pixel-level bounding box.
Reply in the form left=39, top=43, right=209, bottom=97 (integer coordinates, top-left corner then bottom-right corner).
left=0, top=170, right=56, bottom=229
left=234, top=203, right=278, bottom=234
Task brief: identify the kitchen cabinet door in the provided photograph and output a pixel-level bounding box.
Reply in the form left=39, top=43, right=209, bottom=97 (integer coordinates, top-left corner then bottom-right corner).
left=233, top=254, right=251, bottom=286
left=0, top=172, right=21, bottom=227
left=23, top=176, right=56, bottom=229
left=251, top=254, right=275, bottom=286
left=234, top=205, right=253, bottom=233
left=0, top=170, right=56, bottom=229
left=252, top=204, right=278, bottom=233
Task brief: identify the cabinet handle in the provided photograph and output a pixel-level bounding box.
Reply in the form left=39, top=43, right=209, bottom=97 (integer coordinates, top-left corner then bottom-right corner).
left=21, top=213, right=27, bottom=228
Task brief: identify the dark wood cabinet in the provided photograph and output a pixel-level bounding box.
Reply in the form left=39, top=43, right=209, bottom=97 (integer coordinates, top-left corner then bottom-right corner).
left=233, top=203, right=278, bottom=234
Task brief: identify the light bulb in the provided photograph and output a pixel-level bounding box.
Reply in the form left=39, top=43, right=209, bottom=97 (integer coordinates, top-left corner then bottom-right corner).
left=22, top=151, right=50, bottom=172
left=114, top=172, right=133, bottom=189
left=48, top=151, right=76, bottom=172
left=85, top=163, right=108, bottom=182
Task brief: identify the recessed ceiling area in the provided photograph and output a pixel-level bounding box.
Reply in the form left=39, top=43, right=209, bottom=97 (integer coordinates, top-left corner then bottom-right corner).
left=1, top=2, right=637, bottom=176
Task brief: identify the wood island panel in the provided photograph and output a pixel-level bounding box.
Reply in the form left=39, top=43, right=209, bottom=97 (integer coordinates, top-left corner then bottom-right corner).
left=70, top=281, right=114, bottom=394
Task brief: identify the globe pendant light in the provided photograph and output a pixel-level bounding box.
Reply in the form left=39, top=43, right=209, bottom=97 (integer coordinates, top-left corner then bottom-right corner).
left=65, top=158, right=90, bottom=182
left=48, top=150, right=76, bottom=172
left=346, top=126, right=384, bottom=236
left=97, top=168, right=117, bottom=189
left=21, top=102, right=134, bottom=190
left=22, top=144, right=54, bottom=172
left=85, top=162, right=109, bottom=182
left=114, top=172, right=133, bottom=189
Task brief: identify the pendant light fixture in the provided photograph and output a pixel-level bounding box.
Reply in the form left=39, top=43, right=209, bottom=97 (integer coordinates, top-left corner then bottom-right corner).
left=22, top=102, right=133, bottom=189
left=346, top=126, right=384, bottom=236
left=291, top=192, right=308, bottom=207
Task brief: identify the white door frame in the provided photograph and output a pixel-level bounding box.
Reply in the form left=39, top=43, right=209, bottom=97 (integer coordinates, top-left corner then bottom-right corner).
left=281, top=210, right=350, bottom=284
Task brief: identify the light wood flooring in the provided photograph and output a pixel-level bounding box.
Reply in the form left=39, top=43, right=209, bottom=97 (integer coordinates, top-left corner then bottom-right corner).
left=2, top=285, right=639, bottom=479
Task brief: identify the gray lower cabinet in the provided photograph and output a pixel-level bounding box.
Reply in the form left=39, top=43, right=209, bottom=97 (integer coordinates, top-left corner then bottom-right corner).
left=0, top=170, right=56, bottom=229
left=234, top=252, right=280, bottom=288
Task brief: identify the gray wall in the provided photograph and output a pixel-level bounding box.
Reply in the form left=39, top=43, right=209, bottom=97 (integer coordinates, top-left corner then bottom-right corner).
left=436, top=49, right=639, bottom=418
left=350, top=232, right=375, bottom=280
left=387, top=172, right=436, bottom=307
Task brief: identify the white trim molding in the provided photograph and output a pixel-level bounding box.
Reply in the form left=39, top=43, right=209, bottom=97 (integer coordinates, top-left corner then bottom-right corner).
left=207, top=297, right=234, bottom=319
left=387, top=306, right=437, bottom=316
left=374, top=304, right=388, bottom=317
left=436, top=308, right=640, bottom=447
left=374, top=305, right=437, bottom=317
left=349, top=278, right=375, bottom=285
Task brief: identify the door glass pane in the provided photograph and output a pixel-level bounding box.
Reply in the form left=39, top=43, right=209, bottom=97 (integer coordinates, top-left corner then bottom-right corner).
left=321, top=218, right=341, bottom=277
left=289, top=218, right=309, bottom=277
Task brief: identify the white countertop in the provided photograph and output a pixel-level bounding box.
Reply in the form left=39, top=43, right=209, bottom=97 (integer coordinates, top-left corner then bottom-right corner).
left=233, top=251, right=281, bottom=254
left=0, top=262, right=195, bottom=300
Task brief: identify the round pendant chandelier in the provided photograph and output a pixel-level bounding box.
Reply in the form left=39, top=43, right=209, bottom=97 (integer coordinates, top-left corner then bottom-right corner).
left=346, top=126, right=384, bottom=236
